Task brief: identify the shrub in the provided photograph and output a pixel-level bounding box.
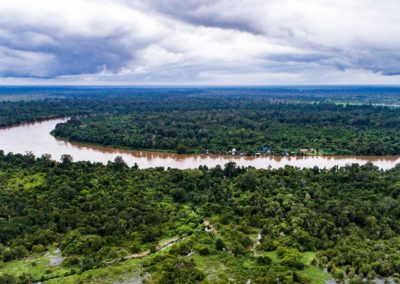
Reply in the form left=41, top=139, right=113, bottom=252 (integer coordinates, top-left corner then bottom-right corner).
left=170, top=242, right=191, bottom=256
left=63, top=256, right=81, bottom=267
left=215, top=239, right=226, bottom=251
left=2, top=246, right=28, bottom=262
left=170, top=188, right=187, bottom=203
left=195, top=245, right=211, bottom=256
left=239, top=234, right=253, bottom=248
left=158, top=258, right=205, bottom=283
left=0, top=273, right=15, bottom=284
left=257, top=256, right=273, bottom=265
left=129, top=242, right=141, bottom=253
left=32, top=244, right=45, bottom=253
left=62, top=233, right=103, bottom=256
left=277, top=247, right=305, bottom=270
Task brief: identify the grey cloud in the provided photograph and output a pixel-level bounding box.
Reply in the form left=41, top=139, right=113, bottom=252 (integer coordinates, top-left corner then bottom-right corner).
left=142, top=0, right=400, bottom=77
left=351, top=50, right=400, bottom=76
left=43, top=35, right=135, bottom=76
left=141, top=0, right=263, bottom=34
left=0, top=0, right=400, bottom=84
left=0, top=27, right=140, bottom=77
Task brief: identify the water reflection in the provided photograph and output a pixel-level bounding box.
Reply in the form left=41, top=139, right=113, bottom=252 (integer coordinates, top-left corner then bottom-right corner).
left=0, top=118, right=399, bottom=170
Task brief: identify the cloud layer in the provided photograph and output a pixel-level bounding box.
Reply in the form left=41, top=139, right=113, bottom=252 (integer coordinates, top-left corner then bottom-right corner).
left=0, top=0, right=400, bottom=84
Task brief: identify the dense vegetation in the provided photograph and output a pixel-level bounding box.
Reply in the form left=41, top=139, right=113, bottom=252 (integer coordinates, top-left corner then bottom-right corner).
left=2, top=87, right=400, bottom=156
left=2, top=87, right=400, bottom=283
left=1, top=85, right=400, bottom=125
left=53, top=104, right=400, bottom=155
left=1, top=152, right=400, bottom=283
left=2, top=86, right=400, bottom=105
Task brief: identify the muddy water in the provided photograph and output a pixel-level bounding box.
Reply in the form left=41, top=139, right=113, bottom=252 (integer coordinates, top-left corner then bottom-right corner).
left=0, top=118, right=399, bottom=169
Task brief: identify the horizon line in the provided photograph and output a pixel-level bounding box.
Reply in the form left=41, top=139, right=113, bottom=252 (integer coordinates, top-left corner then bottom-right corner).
left=1, top=84, right=400, bottom=88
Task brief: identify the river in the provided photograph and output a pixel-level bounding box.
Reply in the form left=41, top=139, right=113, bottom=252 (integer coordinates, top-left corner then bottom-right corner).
left=0, top=118, right=399, bottom=169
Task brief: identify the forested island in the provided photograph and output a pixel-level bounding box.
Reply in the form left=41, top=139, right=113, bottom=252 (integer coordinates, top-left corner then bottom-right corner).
left=52, top=104, right=400, bottom=156
left=1, top=87, right=400, bottom=283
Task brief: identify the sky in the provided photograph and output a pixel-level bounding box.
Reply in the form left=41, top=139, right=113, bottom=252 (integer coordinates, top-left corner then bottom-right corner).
left=0, top=0, right=400, bottom=85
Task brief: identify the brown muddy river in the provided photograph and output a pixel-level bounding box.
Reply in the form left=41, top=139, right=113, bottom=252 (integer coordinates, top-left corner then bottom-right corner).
left=0, top=118, right=399, bottom=169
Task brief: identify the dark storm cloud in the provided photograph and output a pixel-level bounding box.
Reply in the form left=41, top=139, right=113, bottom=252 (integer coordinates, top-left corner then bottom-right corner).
left=0, top=31, right=136, bottom=77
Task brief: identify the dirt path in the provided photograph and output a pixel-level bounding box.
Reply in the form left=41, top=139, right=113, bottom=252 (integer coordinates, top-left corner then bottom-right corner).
left=252, top=232, right=262, bottom=256
left=106, top=236, right=186, bottom=265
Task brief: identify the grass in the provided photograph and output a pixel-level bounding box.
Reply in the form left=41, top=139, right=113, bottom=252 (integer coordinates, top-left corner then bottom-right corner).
left=7, top=173, right=46, bottom=190
left=0, top=248, right=71, bottom=282
left=192, top=254, right=231, bottom=282
left=0, top=236, right=331, bottom=284
left=45, top=244, right=179, bottom=283
left=29, top=239, right=174, bottom=283
left=265, top=251, right=331, bottom=284
left=300, top=252, right=331, bottom=284
left=0, top=249, right=156, bottom=283
left=265, top=251, right=279, bottom=262
left=46, top=258, right=144, bottom=284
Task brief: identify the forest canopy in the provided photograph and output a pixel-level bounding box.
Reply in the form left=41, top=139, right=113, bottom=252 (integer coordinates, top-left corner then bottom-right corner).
left=2, top=87, right=400, bottom=156
left=1, top=152, right=400, bottom=283
left=52, top=104, right=400, bottom=155
left=1, top=87, right=400, bottom=283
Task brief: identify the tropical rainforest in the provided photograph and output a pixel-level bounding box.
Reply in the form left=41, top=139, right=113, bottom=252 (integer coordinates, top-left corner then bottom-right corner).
left=1, top=87, right=400, bottom=155
left=1, top=87, right=400, bottom=283
left=52, top=104, right=400, bottom=155
left=1, top=152, right=400, bottom=283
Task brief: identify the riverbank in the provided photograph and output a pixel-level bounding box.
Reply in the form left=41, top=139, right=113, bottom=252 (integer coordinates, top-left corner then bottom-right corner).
left=0, top=115, right=68, bottom=129
left=51, top=104, right=400, bottom=157
left=50, top=130, right=397, bottom=158
left=6, top=116, right=400, bottom=158
left=0, top=118, right=399, bottom=169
